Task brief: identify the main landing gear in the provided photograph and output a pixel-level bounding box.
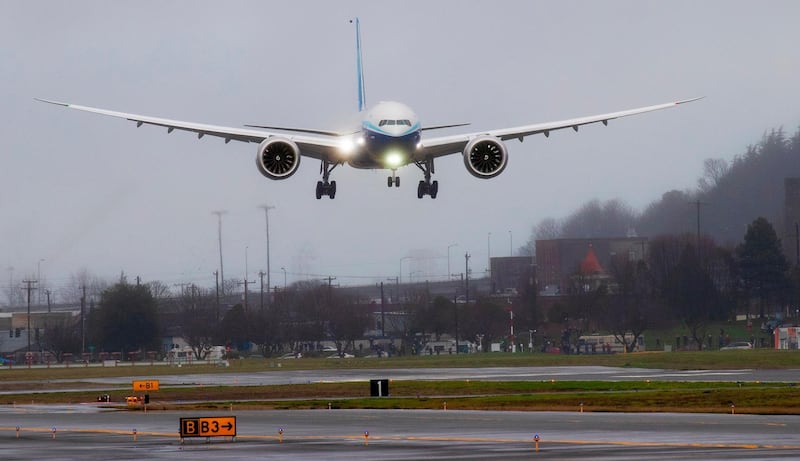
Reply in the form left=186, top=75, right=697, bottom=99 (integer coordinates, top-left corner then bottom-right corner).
left=415, top=158, right=438, bottom=199
left=316, top=160, right=339, bottom=199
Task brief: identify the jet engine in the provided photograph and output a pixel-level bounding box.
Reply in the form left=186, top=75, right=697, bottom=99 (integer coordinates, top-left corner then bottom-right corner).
left=463, top=136, right=508, bottom=179
left=255, top=137, right=301, bottom=180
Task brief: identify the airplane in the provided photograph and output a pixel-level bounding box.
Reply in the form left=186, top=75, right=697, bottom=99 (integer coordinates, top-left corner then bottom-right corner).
left=37, top=19, right=701, bottom=200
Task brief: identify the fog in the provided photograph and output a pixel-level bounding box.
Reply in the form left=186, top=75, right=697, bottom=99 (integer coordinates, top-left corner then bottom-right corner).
left=2, top=0, right=798, bottom=300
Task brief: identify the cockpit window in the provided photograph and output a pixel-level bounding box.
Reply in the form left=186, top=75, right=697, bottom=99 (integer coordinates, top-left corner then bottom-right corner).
left=378, top=119, right=412, bottom=127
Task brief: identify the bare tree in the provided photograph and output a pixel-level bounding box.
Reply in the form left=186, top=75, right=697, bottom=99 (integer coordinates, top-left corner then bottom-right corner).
left=40, top=317, right=81, bottom=362
left=61, top=269, right=108, bottom=306
left=145, top=280, right=172, bottom=299
left=560, top=199, right=637, bottom=239
left=697, top=158, right=729, bottom=193
left=599, top=257, right=662, bottom=352
left=326, top=296, right=370, bottom=354
left=176, top=286, right=218, bottom=360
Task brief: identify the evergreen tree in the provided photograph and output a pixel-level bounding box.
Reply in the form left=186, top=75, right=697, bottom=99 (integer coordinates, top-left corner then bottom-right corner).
left=90, top=283, right=160, bottom=353
left=737, top=217, right=790, bottom=317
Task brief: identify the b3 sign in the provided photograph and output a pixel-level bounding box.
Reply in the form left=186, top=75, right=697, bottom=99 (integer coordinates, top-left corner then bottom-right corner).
left=180, top=417, right=237, bottom=438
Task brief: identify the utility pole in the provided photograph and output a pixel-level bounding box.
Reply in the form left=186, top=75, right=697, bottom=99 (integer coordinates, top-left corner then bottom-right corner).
left=465, top=252, right=471, bottom=306
left=259, top=205, right=275, bottom=307
left=379, top=281, right=385, bottom=337
left=689, top=200, right=707, bottom=248
left=327, top=276, right=337, bottom=306
left=238, top=279, right=255, bottom=311
left=22, top=280, right=37, bottom=353
left=258, top=270, right=266, bottom=310
left=454, top=292, right=459, bottom=355
left=212, top=210, right=227, bottom=296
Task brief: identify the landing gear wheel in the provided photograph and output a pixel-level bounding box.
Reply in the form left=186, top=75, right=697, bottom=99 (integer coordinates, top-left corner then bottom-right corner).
left=417, top=180, right=425, bottom=199
left=316, top=181, right=323, bottom=200
left=387, top=176, right=393, bottom=188
left=394, top=177, right=400, bottom=187
left=430, top=180, right=439, bottom=199
left=329, top=180, right=337, bottom=199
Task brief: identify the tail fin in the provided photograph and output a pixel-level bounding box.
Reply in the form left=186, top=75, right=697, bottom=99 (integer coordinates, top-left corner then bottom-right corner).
left=353, top=18, right=366, bottom=112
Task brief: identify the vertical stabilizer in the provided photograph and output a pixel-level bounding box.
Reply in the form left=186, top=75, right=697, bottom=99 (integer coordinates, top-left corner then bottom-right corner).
left=353, top=18, right=367, bottom=112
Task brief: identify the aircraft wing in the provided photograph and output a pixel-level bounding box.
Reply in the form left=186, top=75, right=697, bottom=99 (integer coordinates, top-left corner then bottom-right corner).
left=416, top=97, right=702, bottom=159
left=34, top=98, right=341, bottom=160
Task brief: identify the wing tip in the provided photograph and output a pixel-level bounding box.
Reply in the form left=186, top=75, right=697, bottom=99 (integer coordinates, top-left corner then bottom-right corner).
left=675, top=96, right=704, bottom=105
left=34, top=97, right=69, bottom=107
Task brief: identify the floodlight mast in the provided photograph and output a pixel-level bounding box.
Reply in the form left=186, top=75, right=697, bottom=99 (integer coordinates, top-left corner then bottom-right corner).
left=259, top=205, right=275, bottom=306
left=212, top=210, right=227, bottom=295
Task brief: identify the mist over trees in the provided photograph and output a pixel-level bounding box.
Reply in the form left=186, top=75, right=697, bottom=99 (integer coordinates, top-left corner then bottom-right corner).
left=524, top=126, right=800, bottom=247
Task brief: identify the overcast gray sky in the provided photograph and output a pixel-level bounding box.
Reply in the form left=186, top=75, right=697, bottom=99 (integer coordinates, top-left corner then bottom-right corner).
left=2, top=0, right=799, bottom=300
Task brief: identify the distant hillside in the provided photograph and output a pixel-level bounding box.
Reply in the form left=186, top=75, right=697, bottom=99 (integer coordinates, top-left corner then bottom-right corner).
left=697, top=128, right=799, bottom=245
left=527, top=126, right=800, bottom=249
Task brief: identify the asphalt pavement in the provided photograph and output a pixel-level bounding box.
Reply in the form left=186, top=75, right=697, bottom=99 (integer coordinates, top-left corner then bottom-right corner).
left=1, top=407, right=798, bottom=460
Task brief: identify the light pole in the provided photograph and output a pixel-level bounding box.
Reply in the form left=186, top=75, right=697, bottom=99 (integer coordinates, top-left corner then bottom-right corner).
left=212, top=210, right=227, bottom=296
left=281, top=267, right=287, bottom=289
left=399, top=256, right=412, bottom=284
left=37, top=259, right=45, bottom=305
left=6, top=266, right=13, bottom=307
left=509, top=230, right=513, bottom=257
left=487, top=232, right=492, bottom=275
left=259, top=205, right=275, bottom=305
left=447, top=243, right=458, bottom=281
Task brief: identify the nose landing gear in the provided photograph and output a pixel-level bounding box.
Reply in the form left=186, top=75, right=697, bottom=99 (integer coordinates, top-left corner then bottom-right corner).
left=387, top=171, right=400, bottom=187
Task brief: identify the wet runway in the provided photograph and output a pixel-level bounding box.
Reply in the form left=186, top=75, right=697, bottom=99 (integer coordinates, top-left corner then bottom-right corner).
left=61, top=366, right=800, bottom=390
left=1, top=407, right=798, bottom=460
left=3, top=366, right=799, bottom=459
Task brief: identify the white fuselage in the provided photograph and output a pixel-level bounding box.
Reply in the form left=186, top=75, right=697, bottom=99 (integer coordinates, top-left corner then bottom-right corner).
left=347, top=101, right=421, bottom=170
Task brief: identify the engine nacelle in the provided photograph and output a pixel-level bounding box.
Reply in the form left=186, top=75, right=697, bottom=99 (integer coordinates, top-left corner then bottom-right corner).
left=463, top=136, right=508, bottom=179
left=255, top=137, right=301, bottom=180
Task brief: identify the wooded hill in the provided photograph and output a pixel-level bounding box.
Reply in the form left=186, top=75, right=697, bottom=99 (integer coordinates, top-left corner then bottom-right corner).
left=528, top=126, right=800, bottom=248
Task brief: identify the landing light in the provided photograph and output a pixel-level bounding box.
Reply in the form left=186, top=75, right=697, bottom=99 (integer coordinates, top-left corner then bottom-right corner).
left=338, top=138, right=356, bottom=156
left=385, top=151, right=404, bottom=167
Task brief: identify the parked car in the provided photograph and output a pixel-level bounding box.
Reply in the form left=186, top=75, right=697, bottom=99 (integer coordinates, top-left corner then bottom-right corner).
left=278, top=352, right=302, bottom=359
left=720, top=341, right=753, bottom=350
left=326, top=352, right=354, bottom=359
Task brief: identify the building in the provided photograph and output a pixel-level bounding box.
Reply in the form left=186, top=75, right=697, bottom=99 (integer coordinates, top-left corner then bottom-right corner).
left=535, top=237, right=648, bottom=296
left=774, top=326, right=800, bottom=350
left=489, top=256, right=534, bottom=295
